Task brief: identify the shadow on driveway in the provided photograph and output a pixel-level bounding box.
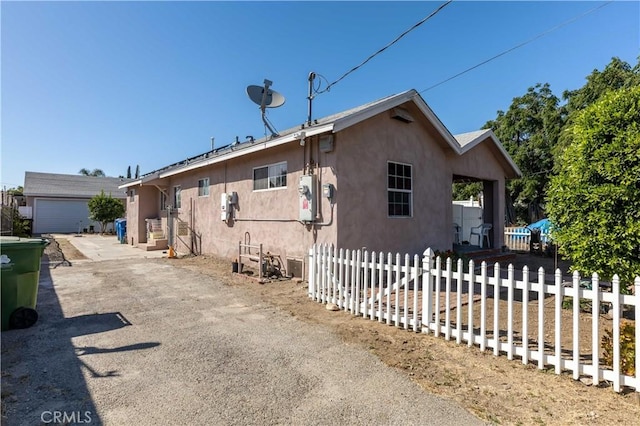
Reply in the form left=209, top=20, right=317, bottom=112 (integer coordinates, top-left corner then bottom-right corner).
left=1, top=259, right=158, bottom=426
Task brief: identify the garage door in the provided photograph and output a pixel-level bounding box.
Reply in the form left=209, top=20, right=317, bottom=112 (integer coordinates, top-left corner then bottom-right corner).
left=34, top=199, right=93, bottom=234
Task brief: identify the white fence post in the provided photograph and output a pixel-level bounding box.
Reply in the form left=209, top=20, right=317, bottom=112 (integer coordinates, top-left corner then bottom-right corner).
left=572, top=271, right=581, bottom=380
left=612, top=274, right=621, bottom=393
left=395, top=253, right=401, bottom=327
left=361, top=250, right=368, bottom=319
left=468, top=259, right=475, bottom=347
left=456, top=258, right=463, bottom=344
left=554, top=269, right=563, bottom=375
left=507, top=264, right=514, bottom=361
left=403, top=254, right=410, bottom=330
left=378, top=252, right=384, bottom=323
left=412, top=254, right=419, bottom=332
left=522, top=266, right=529, bottom=365
left=537, top=267, right=545, bottom=370
left=422, top=249, right=433, bottom=334
left=480, top=261, right=488, bottom=351
left=493, top=262, right=500, bottom=356
left=371, top=252, right=378, bottom=321
left=308, top=245, right=316, bottom=299
left=635, top=277, right=640, bottom=392
left=592, top=273, right=600, bottom=386
left=386, top=252, right=393, bottom=325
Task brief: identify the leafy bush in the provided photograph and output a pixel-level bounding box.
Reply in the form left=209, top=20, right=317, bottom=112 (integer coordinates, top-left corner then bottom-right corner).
left=432, top=250, right=470, bottom=271
left=601, top=321, right=636, bottom=376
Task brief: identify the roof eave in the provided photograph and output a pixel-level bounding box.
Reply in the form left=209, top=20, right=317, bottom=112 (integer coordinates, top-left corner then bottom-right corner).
left=157, top=123, right=334, bottom=179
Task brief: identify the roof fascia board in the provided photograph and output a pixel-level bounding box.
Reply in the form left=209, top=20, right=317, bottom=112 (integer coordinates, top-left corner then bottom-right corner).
left=158, top=123, right=334, bottom=179
left=26, top=194, right=126, bottom=199
left=119, top=179, right=144, bottom=189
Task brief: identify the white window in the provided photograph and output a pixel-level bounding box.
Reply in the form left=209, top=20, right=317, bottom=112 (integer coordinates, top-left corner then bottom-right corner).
left=387, top=161, right=412, bottom=217
left=160, top=191, right=167, bottom=211
left=198, top=178, right=210, bottom=197
left=253, top=162, right=287, bottom=191
left=173, top=185, right=181, bottom=209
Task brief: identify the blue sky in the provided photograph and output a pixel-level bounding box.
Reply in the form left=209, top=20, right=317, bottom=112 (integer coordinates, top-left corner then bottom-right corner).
left=2, top=1, right=638, bottom=188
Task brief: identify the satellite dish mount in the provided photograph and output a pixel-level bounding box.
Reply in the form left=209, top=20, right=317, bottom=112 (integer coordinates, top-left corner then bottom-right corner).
left=246, top=79, right=285, bottom=138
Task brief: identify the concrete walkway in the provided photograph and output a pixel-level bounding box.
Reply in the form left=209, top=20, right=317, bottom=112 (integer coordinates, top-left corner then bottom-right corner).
left=51, top=233, right=166, bottom=261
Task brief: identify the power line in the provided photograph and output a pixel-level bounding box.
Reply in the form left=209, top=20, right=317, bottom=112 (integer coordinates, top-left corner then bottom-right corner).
left=420, top=1, right=613, bottom=94
left=317, top=0, right=453, bottom=94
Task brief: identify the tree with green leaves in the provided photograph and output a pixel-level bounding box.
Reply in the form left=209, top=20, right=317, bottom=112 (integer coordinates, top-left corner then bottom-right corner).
left=88, top=190, right=125, bottom=235
left=546, top=86, right=640, bottom=292
left=556, top=56, right=640, bottom=156
left=79, top=168, right=106, bottom=177
left=484, top=83, right=565, bottom=224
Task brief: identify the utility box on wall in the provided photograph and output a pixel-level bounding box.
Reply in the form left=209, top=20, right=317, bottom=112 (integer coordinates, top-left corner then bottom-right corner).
left=221, top=193, right=230, bottom=221
left=298, top=175, right=316, bottom=222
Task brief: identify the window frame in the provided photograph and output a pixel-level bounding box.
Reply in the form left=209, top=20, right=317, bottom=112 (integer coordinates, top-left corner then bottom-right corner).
left=198, top=177, right=210, bottom=197
left=173, top=185, right=182, bottom=209
left=387, top=161, right=413, bottom=218
left=159, top=191, right=167, bottom=211
left=252, top=161, right=287, bottom=191
left=129, top=189, right=136, bottom=203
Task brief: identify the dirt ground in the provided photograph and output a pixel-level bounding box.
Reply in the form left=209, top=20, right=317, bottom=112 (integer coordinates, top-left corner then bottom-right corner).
left=57, top=244, right=640, bottom=425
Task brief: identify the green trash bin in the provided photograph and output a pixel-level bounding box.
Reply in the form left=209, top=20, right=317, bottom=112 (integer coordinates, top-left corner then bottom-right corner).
left=0, top=236, right=49, bottom=331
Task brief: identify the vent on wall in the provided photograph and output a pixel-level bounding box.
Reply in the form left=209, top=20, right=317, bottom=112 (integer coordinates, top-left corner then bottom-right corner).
left=319, top=135, right=334, bottom=153
left=287, top=258, right=304, bottom=278
left=391, top=107, right=414, bottom=123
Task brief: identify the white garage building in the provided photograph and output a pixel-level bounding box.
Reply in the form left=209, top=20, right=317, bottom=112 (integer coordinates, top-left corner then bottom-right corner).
left=23, top=172, right=128, bottom=234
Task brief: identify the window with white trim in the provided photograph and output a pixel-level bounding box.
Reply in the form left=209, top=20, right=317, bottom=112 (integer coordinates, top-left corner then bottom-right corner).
left=387, top=161, right=412, bottom=217
left=198, top=178, right=210, bottom=197
left=173, top=185, right=182, bottom=209
left=253, top=162, right=287, bottom=191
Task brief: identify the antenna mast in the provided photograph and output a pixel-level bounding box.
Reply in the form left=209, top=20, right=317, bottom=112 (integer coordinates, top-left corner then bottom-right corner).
left=307, top=72, right=316, bottom=127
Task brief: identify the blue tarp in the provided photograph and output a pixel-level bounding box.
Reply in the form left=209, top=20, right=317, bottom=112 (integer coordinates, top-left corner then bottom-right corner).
left=527, top=218, right=552, bottom=233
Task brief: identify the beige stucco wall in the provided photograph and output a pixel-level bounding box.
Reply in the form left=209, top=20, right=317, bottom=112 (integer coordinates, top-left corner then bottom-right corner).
left=132, top=140, right=338, bottom=264
left=127, top=102, right=514, bottom=263
left=335, top=104, right=455, bottom=256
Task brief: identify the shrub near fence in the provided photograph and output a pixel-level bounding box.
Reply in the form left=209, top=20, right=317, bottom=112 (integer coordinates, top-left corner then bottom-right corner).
left=308, top=244, right=640, bottom=393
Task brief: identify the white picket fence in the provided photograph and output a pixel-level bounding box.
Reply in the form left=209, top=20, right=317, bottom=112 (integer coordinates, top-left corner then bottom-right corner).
left=504, top=226, right=551, bottom=251
left=308, top=244, right=640, bottom=393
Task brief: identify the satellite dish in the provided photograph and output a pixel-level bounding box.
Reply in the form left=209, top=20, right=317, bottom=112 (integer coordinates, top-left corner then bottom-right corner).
left=246, top=85, right=285, bottom=108
left=246, top=79, right=285, bottom=138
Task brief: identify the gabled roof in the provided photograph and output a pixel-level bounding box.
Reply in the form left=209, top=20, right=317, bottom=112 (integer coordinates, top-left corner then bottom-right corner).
left=454, top=129, right=522, bottom=178
left=120, top=89, right=520, bottom=188
left=24, top=172, right=129, bottom=199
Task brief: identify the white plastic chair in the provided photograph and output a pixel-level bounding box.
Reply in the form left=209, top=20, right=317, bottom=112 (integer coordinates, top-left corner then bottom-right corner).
left=470, top=223, right=492, bottom=248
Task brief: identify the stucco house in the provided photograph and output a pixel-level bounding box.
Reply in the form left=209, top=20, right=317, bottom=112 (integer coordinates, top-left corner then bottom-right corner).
left=24, top=172, right=128, bottom=234
left=120, top=89, right=520, bottom=273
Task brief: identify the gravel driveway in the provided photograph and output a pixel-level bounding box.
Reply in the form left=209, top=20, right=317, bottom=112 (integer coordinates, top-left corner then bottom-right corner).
left=1, top=238, right=483, bottom=425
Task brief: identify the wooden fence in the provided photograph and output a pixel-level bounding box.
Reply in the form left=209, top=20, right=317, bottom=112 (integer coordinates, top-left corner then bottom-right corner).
left=308, top=244, right=640, bottom=393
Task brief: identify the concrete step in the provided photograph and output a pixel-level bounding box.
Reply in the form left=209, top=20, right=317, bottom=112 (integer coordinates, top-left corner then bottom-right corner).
left=142, top=239, right=168, bottom=251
